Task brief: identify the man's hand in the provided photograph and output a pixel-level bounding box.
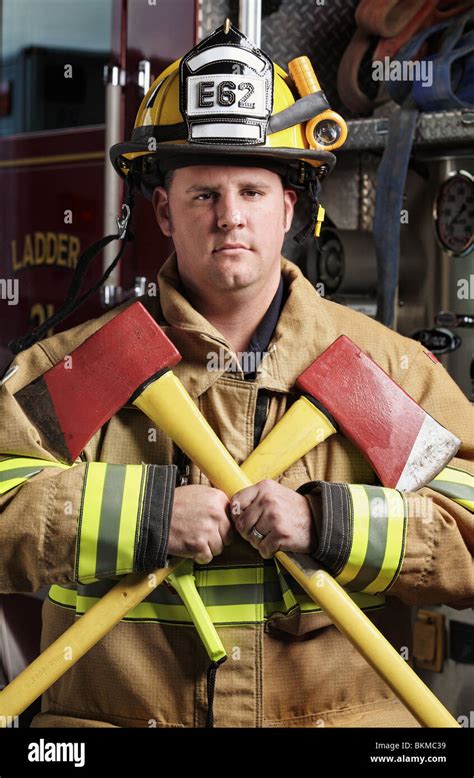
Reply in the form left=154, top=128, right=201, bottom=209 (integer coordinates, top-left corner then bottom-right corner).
left=230, top=480, right=318, bottom=559
left=168, top=485, right=234, bottom=564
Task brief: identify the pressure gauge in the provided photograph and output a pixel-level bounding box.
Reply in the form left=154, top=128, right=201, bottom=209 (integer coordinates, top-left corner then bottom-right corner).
left=434, top=169, right=473, bottom=256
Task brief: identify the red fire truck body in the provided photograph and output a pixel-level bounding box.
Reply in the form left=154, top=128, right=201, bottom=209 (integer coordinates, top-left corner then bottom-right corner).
left=0, top=0, right=197, bottom=372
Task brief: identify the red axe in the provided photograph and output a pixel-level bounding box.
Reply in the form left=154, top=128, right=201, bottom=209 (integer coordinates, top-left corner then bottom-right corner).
left=1, top=301, right=460, bottom=727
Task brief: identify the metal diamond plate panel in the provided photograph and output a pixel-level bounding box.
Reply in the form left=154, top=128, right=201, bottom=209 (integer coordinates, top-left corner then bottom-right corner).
left=200, top=0, right=361, bottom=117
left=260, top=0, right=360, bottom=116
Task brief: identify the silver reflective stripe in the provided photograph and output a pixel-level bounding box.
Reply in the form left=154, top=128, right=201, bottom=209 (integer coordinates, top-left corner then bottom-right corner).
left=187, top=46, right=266, bottom=74
left=191, top=122, right=262, bottom=140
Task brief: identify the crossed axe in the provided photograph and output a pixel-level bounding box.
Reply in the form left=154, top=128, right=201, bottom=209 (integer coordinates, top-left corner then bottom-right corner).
left=0, top=302, right=461, bottom=727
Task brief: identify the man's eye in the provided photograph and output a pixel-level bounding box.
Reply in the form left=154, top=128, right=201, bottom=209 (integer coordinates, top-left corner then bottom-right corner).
left=243, top=190, right=262, bottom=197
left=195, top=192, right=216, bottom=201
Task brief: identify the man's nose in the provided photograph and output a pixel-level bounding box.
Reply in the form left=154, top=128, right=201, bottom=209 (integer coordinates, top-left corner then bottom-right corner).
left=216, top=194, right=246, bottom=230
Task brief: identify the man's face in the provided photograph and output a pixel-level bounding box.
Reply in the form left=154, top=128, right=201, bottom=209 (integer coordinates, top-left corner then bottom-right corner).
left=152, top=165, right=297, bottom=299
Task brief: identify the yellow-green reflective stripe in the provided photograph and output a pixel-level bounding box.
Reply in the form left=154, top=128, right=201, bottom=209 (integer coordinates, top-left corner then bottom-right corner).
left=200, top=565, right=298, bottom=617
left=256, top=564, right=265, bottom=623
left=0, top=467, right=43, bottom=494
left=196, top=566, right=274, bottom=586
left=199, top=604, right=262, bottom=622
left=48, top=571, right=386, bottom=624
left=49, top=585, right=267, bottom=624
left=363, top=489, right=405, bottom=594
left=281, top=585, right=298, bottom=612
left=0, top=456, right=72, bottom=494
left=350, top=485, right=389, bottom=591
left=273, top=559, right=299, bottom=610
left=49, top=584, right=385, bottom=623
left=77, top=598, right=195, bottom=623
left=337, top=485, right=369, bottom=585
left=95, top=465, right=127, bottom=577
left=76, top=463, right=107, bottom=583
left=50, top=584, right=76, bottom=607
left=428, top=466, right=474, bottom=512
left=277, top=564, right=387, bottom=611
left=76, top=463, right=145, bottom=583
left=73, top=565, right=282, bottom=600
left=337, top=486, right=405, bottom=594
left=116, top=465, right=144, bottom=573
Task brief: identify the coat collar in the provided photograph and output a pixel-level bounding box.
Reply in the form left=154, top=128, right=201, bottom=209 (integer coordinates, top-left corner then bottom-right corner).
left=156, top=252, right=340, bottom=398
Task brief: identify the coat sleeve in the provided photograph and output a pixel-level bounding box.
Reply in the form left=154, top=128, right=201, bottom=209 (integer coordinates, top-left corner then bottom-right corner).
left=0, top=353, right=177, bottom=594
left=298, top=342, right=474, bottom=609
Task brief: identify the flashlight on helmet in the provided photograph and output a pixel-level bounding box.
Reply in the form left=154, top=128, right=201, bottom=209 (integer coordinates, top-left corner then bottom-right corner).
left=288, top=56, right=347, bottom=152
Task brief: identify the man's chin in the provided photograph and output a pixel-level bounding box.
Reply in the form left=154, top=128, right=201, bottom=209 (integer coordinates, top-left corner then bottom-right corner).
left=212, top=275, right=257, bottom=292
left=209, top=262, right=258, bottom=291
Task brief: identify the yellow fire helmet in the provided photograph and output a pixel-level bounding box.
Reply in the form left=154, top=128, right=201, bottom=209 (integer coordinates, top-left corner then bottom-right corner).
left=110, top=20, right=348, bottom=228
left=9, top=21, right=348, bottom=356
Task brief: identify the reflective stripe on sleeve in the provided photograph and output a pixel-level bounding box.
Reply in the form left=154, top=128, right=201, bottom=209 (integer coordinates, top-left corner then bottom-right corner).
left=0, top=456, right=72, bottom=494
left=312, top=482, right=407, bottom=596
left=338, top=485, right=406, bottom=595
left=74, top=462, right=146, bottom=584
left=427, top=466, right=474, bottom=512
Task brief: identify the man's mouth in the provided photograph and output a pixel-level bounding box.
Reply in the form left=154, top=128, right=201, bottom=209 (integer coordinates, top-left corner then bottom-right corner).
left=213, top=243, right=250, bottom=252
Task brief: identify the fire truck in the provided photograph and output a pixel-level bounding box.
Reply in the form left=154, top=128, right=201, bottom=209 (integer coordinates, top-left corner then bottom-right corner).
left=0, top=0, right=197, bottom=375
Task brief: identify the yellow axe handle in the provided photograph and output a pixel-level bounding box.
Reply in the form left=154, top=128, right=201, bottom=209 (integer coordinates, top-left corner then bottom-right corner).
left=0, top=387, right=337, bottom=717
left=241, top=394, right=337, bottom=481
left=0, top=564, right=185, bottom=719
left=0, top=370, right=458, bottom=727
left=0, top=368, right=257, bottom=719
left=135, top=372, right=458, bottom=728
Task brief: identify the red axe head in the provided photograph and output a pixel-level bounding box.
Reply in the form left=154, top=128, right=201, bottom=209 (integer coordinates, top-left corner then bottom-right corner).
left=296, top=335, right=461, bottom=490
left=15, top=302, right=181, bottom=464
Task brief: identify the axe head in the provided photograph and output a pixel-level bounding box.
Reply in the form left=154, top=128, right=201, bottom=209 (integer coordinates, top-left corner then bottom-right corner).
left=296, top=335, right=461, bottom=491
left=15, top=302, right=181, bottom=464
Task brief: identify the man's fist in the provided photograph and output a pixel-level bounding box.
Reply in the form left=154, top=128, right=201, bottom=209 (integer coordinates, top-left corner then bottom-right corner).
left=230, top=480, right=317, bottom=559
left=168, top=485, right=234, bottom=564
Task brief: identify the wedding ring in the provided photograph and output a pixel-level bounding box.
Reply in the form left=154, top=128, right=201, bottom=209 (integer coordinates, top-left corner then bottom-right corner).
left=252, top=527, right=265, bottom=541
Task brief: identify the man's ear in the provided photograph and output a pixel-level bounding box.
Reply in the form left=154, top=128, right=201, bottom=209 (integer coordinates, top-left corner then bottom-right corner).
left=283, top=187, right=297, bottom=232
left=152, top=186, right=172, bottom=237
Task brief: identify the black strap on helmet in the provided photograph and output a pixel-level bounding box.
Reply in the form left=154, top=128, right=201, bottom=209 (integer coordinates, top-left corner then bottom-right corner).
left=9, top=181, right=136, bottom=356
left=291, top=167, right=323, bottom=244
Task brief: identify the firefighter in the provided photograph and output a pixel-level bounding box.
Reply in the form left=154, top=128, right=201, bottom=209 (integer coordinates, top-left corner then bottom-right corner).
left=0, top=23, right=473, bottom=729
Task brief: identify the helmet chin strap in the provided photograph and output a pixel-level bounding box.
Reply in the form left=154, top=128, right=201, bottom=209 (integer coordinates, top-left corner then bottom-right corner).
left=292, top=175, right=322, bottom=244
left=9, top=182, right=136, bottom=356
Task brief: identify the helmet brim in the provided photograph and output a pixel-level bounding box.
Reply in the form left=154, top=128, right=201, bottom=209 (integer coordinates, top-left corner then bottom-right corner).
left=110, top=140, right=336, bottom=187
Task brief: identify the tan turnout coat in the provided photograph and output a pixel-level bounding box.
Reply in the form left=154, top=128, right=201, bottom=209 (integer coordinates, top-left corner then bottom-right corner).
left=1, top=255, right=473, bottom=728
